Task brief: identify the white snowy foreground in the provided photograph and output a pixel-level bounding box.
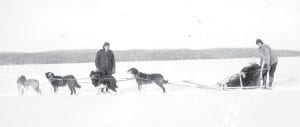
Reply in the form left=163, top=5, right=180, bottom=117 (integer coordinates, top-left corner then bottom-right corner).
left=0, top=57, right=299, bottom=127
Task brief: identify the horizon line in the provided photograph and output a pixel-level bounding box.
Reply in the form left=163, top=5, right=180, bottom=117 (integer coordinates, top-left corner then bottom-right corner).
left=1, top=47, right=300, bottom=54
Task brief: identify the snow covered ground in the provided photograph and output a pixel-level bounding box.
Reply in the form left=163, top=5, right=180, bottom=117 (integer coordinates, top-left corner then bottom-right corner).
left=0, top=57, right=299, bottom=127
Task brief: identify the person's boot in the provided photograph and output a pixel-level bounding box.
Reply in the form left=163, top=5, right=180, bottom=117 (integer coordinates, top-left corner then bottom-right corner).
left=262, top=78, right=267, bottom=89
left=267, top=77, right=274, bottom=90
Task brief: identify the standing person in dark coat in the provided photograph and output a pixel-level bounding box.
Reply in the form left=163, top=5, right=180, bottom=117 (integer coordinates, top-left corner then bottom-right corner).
left=95, top=42, right=116, bottom=76
left=256, top=39, right=278, bottom=89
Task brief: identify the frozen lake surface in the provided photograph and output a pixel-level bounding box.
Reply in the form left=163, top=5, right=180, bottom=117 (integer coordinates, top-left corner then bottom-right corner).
left=0, top=57, right=299, bottom=127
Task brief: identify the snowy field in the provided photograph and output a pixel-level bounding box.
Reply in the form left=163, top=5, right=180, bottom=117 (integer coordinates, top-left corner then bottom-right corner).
left=0, top=57, right=300, bottom=127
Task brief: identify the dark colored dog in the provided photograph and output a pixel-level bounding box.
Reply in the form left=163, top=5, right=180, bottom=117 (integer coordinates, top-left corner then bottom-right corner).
left=45, top=72, right=81, bottom=95
left=89, top=70, right=118, bottom=94
left=127, top=68, right=168, bottom=93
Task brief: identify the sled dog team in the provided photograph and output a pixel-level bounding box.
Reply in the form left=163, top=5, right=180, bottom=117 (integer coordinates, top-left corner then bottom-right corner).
left=17, top=39, right=278, bottom=95
left=17, top=68, right=167, bottom=95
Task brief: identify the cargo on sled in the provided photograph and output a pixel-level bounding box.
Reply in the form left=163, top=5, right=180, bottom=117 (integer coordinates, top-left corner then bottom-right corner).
left=217, top=62, right=268, bottom=90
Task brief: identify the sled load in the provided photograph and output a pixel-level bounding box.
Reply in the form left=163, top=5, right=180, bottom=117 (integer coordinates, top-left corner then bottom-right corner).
left=217, top=62, right=268, bottom=90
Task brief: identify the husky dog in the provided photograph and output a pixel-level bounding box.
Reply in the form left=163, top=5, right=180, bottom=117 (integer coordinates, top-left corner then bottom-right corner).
left=89, top=70, right=118, bottom=94
left=17, top=75, right=42, bottom=95
left=45, top=72, right=81, bottom=95
left=127, top=68, right=168, bottom=93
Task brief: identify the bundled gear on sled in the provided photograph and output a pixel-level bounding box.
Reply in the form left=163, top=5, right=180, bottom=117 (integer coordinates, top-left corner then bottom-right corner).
left=217, top=61, right=268, bottom=89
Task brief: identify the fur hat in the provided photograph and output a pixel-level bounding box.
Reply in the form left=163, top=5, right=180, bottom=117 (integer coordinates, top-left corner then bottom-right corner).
left=103, top=42, right=110, bottom=49
left=256, top=39, right=263, bottom=44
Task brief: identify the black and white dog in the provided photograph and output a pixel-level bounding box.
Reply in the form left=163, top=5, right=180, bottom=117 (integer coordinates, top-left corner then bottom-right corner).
left=45, top=72, right=81, bottom=95
left=127, top=68, right=168, bottom=93
left=89, top=70, right=118, bottom=94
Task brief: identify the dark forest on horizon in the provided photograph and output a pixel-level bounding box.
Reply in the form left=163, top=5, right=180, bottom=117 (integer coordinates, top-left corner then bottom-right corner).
left=1, top=48, right=300, bottom=65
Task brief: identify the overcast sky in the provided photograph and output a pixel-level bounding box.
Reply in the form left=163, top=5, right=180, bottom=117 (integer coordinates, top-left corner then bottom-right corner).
left=0, top=0, right=299, bottom=52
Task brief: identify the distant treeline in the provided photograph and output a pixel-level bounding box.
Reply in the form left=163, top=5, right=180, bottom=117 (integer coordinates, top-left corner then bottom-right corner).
left=0, top=48, right=300, bottom=65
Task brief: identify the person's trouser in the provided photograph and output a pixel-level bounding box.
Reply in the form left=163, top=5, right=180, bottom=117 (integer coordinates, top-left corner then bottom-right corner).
left=263, top=62, right=278, bottom=88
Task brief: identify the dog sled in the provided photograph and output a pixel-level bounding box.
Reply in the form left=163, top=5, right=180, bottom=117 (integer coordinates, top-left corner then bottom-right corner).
left=216, top=73, right=263, bottom=90
left=216, top=62, right=269, bottom=90
left=181, top=62, right=269, bottom=91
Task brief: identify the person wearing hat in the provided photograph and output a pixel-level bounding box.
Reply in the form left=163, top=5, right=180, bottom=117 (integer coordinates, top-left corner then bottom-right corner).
left=256, top=39, right=278, bottom=89
left=95, top=42, right=116, bottom=76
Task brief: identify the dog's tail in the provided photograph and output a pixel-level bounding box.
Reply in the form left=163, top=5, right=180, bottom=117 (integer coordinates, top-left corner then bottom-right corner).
left=75, top=82, right=81, bottom=88
left=164, top=80, right=169, bottom=84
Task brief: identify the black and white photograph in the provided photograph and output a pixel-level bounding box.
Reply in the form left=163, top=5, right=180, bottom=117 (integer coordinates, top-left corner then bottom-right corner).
left=0, top=0, right=299, bottom=127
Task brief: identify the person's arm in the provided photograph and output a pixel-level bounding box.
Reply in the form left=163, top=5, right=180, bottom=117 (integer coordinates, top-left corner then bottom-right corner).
left=262, top=46, right=271, bottom=70
left=258, top=48, right=263, bottom=66
left=111, top=51, right=116, bottom=74
left=95, top=51, right=100, bottom=71
left=260, top=56, right=263, bottom=66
